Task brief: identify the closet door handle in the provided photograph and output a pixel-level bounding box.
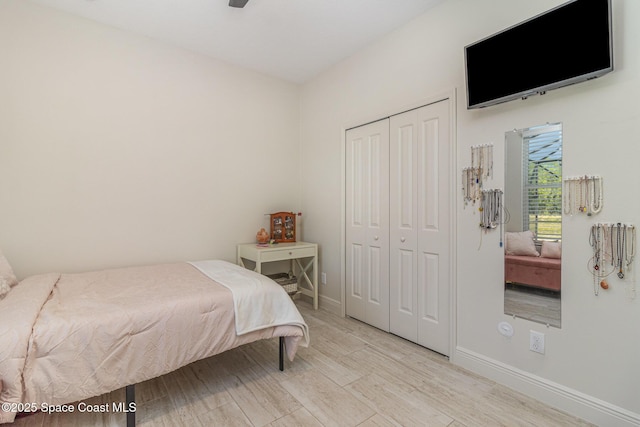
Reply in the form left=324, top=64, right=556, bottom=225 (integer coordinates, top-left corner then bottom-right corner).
left=374, top=236, right=379, bottom=241
left=400, top=237, right=406, bottom=243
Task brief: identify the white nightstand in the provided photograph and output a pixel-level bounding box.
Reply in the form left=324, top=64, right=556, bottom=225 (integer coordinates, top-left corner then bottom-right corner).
left=237, top=241, right=318, bottom=310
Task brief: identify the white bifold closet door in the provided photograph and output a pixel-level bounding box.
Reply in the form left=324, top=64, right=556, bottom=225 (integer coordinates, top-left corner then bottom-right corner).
left=345, top=99, right=450, bottom=356
left=389, top=100, right=450, bottom=355
left=345, top=118, right=390, bottom=332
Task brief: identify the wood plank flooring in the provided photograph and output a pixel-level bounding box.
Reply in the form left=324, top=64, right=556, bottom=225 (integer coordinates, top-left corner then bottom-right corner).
left=13, top=301, right=592, bottom=427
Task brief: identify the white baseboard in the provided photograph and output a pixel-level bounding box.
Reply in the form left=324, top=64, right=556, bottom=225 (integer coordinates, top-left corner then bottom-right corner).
left=295, top=293, right=341, bottom=315
left=453, top=346, right=640, bottom=427
left=317, top=294, right=341, bottom=315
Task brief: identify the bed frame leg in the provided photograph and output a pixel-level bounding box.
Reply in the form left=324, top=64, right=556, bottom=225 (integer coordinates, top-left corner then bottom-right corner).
left=126, top=384, right=135, bottom=427
left=279, top=337, right=284, bottom=371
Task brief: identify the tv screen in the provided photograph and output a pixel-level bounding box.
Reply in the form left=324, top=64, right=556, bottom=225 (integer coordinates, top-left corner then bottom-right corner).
left=465, top=0, right=613, bottom=109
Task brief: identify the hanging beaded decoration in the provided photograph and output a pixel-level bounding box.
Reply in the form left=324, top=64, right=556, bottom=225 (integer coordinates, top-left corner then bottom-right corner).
left=564, top=175, right=603, bottom=216
left=462, top=167, right=480, bottom=205
left=462, top=143, right=493, bottom=206
left=472, top=143, right=493, bottom=182
left=589, top=223, right=636, bottom=298
left=476, top=189, right=507, bottom=250
left=479, top=189, right=503, bottom=230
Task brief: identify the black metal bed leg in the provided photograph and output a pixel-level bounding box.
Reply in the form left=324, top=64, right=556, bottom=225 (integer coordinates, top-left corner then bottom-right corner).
left=279, top=336, right=284, bottom=371
left=126, top=384, right=135, bottom=427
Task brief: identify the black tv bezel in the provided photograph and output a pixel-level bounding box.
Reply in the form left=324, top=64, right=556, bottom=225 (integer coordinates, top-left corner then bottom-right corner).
left=464, top=0, right=614, bottom=109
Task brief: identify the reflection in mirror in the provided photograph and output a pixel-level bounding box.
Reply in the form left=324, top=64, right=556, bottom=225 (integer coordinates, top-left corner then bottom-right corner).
left=504, top=123, right=562, bottom=328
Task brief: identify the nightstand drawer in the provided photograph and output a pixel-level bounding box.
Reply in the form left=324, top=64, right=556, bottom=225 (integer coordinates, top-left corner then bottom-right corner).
left=260, top=247, right=316, bottom=262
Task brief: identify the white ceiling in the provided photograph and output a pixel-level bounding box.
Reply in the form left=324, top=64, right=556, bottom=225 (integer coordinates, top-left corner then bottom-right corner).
left=28, top=0, right=444, bottom=83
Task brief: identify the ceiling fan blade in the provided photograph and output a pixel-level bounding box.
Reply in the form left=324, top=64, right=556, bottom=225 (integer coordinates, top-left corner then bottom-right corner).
left=229, top=0, right=249, bottom=8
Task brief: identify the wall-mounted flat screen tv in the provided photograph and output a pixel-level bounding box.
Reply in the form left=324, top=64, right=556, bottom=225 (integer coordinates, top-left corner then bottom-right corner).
left=465, top=0, right=613, bottom=109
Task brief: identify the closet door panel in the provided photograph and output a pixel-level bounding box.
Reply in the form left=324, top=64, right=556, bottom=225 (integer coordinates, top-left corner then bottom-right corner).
left=348, top=243, right=365, bottom=293
left=397, top=249, right=416, bottom=314
left=416, top=100, right=451, bottom=355
left=397, top=125, right=416, bottom=231
left=365, top=245, right=388, bottom=330
left=389, top=111, right=418, bottom=342
left=346, top=134, right=366, bottom=321
left=420, top=116, right=440, bottom=231
left=420, top=252, right=439, bottom=321
left=417, top=113, right=442, bottom=327
left=346, top=119, right=390, bottom=332
left=365, top=123, right=390, bottom=331
left=367, top=246, right=382, bottom=303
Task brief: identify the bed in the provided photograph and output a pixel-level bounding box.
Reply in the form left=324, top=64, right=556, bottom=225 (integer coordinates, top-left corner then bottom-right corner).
left=0, top=258, right=309, bottom=425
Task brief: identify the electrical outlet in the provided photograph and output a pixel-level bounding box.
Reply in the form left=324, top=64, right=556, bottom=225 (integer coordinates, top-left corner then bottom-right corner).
left=530, top=330, right=545, bottom=354
left=321, top=272, right=327, bottom=285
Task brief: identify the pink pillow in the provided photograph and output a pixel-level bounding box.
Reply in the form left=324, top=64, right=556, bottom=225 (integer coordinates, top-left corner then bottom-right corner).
left=505, top=231, right=540, bottom=256
left=541, top=241, right=562, bottom=259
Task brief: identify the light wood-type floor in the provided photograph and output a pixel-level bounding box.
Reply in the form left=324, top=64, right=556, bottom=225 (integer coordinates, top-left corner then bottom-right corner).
left=14, top=301, right=592, bottom=427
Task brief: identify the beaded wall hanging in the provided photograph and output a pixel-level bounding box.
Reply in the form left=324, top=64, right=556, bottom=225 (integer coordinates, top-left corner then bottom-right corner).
left=472, top=143, right=493, bottom=181
left=478, top=189, right=508, bottom=249
left=462, top=167, right=480, bottom=205
left=589, top=222, right=636, bottom=298
left=563, top=175, right=603, bottom=216
left=462, top=143, right=494, bottom=206
left=479, top=189, right=503, bottom=230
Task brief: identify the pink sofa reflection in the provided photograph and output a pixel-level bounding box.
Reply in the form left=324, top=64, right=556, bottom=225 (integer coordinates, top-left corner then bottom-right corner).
left=505, top=255, right=561, bottom=292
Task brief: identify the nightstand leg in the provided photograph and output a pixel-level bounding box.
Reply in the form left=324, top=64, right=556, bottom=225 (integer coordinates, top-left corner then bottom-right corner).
left=296, top=257, right=318, bottom=310
left=313, top=256, right=318, bottom=310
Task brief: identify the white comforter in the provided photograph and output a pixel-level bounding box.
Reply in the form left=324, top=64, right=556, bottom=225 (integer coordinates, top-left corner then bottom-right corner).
left=0, top=261, right=308, bottom=424
left=190, top=260, right=309, bottom=340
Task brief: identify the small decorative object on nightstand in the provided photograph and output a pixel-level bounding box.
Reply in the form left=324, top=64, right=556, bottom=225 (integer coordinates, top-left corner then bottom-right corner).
left=256, top=227, right=269, bottom=244
left=270, top=212, right=298, bottom=243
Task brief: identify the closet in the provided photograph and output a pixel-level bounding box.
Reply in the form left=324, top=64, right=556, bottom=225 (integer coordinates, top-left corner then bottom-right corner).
left=346, top=99, right=451, bottom=356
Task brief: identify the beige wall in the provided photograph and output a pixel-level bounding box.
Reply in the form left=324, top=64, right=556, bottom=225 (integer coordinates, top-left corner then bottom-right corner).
left=300, top=0, right=640, bottom=424
left=0, top=1, right=301, bottom=278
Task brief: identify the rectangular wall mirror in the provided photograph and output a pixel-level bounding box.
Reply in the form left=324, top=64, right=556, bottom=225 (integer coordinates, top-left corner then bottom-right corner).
left=504, top=123, right=562, bottom=328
